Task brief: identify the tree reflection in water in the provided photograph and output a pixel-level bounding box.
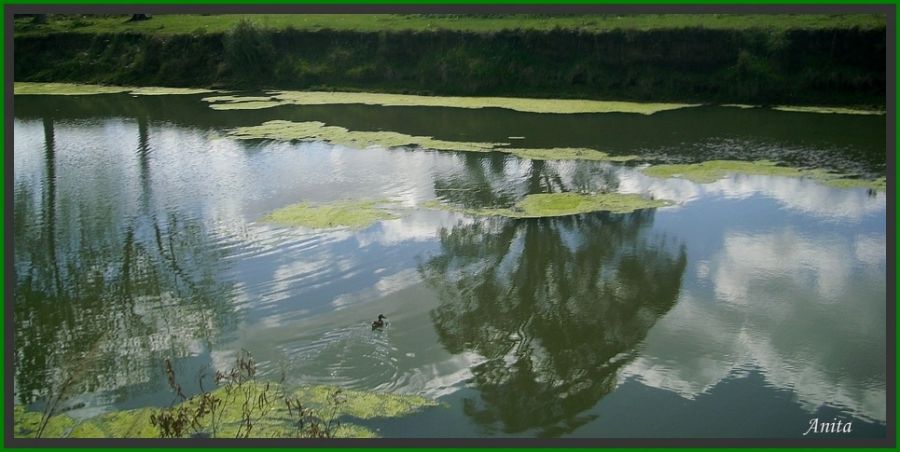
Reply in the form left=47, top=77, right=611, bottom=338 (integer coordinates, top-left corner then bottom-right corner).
left=420, top=208, right=686, bottom=436
left=14, top=116, right=236, bottom=407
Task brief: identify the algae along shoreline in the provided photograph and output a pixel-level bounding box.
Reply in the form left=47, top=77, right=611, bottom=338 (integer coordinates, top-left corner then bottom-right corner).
left=15, top=383, right=438, bottom=439
left=14, top=82, right=216, bottom=96
left=13, top=16, right=886, bottom=107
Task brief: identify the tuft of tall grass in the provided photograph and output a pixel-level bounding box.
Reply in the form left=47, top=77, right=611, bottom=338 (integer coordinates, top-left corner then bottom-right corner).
left=223, top=20, right=277, bottom=86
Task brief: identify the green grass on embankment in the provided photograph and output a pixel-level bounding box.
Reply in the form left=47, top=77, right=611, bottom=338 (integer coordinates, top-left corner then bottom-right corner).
left=13, top=14, right=887, bottom=107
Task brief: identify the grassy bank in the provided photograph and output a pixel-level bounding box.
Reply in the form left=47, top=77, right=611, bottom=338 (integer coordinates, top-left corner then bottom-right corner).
left=14, top=13, right=886, bottom=36
left=14, top=14, right=886, bottom=106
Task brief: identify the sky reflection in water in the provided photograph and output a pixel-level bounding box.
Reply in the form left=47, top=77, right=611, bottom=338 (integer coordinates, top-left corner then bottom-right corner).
left=12, top=96, right=886, bottom=437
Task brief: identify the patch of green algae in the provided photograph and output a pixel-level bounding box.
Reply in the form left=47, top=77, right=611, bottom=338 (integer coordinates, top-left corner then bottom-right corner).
left=820, top=175, right=887, bottom=191
left=204, top=95, right=284, bottom=110
left=205, top=90, right=699, bottom=115
left=642, top=160, right=886, bottom=191
left=14, top=82, right=130, bottom=95
left=125, top=87, right=215, bottom=96
left=14, top=82, right=214, bottom=96
left=230, top=120, right=502, bottom=153
left=262, top=199, right=399, bottom=229
left=719, top=103, right=884, bottom=115
left=772, top=105, right=885, bottom=115
left=291, top=385, right=438, bottom=420
left=16, top=383, right=436, bottom=439
left=229, top=120, right=637, bottom=163
left=426, top=192, right=671, bottom=219
left=501, top=147, right=638, bottom=162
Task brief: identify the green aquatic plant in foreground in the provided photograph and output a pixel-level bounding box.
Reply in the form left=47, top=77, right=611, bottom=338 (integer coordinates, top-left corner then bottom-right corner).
left=642, top=160, right=886, bottom=190
left=70, top=408, right=158, bottom=438
left=14, top=82, right=215, bottom=96
left=14, top=383, right=436, bottom=438
left=14, top=405, right=77, bottom=438
left=426, top=192, right=671, bottom=218
left=207, top=90, right=699, bottom=115
left=262, top=199, right=399, bottom=230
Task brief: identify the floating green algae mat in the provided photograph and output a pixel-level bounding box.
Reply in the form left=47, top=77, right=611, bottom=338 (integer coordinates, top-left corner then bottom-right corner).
left=230, top=120, right=502, bottom=153
left=291, top=385, right=438, bottom=420
left=14, top=82, right=130, bottom=95
left=15, top=383, right=436, bottom=438
left=642, top=160, right=887, bottom=191
left=721, top=104, right=759, bottom=109
left=123, top=86, right=216, bottom=96
left=719, top=104, right=884, bottom=115
left=262, top=199, right=400, bottom=230
left=229, top=120, right=637, bottom=162
left=772, top=105, right=885, bottom=115
left=501, top=147, right=638, bottom=162
left=642, top=160, right=806, bottom=183
left=14, top=82, right=215, bottom=96
left=819, top=176, right=887, bottom=191
left=207, top=101, right=283, bottom=110
left=206, top=90, right=699, bottom=115
left=427, top=192, right=671, bottom=218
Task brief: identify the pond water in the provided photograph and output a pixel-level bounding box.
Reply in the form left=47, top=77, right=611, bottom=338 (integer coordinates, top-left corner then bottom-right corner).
left=13, top=92, right=887, bottom=438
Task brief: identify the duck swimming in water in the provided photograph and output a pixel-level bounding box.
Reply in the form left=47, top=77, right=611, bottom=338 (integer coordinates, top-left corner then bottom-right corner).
left=372, top=314, right=386, bottom=329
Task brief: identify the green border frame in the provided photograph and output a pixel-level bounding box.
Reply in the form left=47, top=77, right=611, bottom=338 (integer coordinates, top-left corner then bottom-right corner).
left=1, top=2, right=896, bottom=451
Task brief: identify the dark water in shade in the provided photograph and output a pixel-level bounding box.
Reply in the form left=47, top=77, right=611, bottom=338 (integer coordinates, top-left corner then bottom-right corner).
left=12, top=92, right=887, bottom=438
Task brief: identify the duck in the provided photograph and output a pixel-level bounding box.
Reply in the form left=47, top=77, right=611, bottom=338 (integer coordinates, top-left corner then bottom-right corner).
left=371, top=314, right=386, bottom=329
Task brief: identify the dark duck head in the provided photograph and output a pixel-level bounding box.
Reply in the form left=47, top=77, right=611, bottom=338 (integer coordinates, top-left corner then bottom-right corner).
left=372, top=314, right=386, bottom=329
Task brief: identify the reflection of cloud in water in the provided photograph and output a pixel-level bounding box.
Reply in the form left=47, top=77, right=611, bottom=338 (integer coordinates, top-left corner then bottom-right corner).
left=855, top=234, right=886, bottom=267
left=375, top=268, right=422, bottom=296
left=621, top=230, right=886, bottom=423
left=210, top=349, right=237, bottom=377
left=356, top=210, right=469, bottom=248
left=399, top=352, right=487, bottom=399
left=711, top=230, right=853, bottom=304
left=332, top=268, right=422, bottom=310
left=324, top=144, right=446, bottom=207
left=617, top=169, right=885, bottom=221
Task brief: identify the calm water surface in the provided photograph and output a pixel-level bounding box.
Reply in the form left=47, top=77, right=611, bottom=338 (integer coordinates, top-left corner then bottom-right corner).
left=13, top=93, right=887, bottom=438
